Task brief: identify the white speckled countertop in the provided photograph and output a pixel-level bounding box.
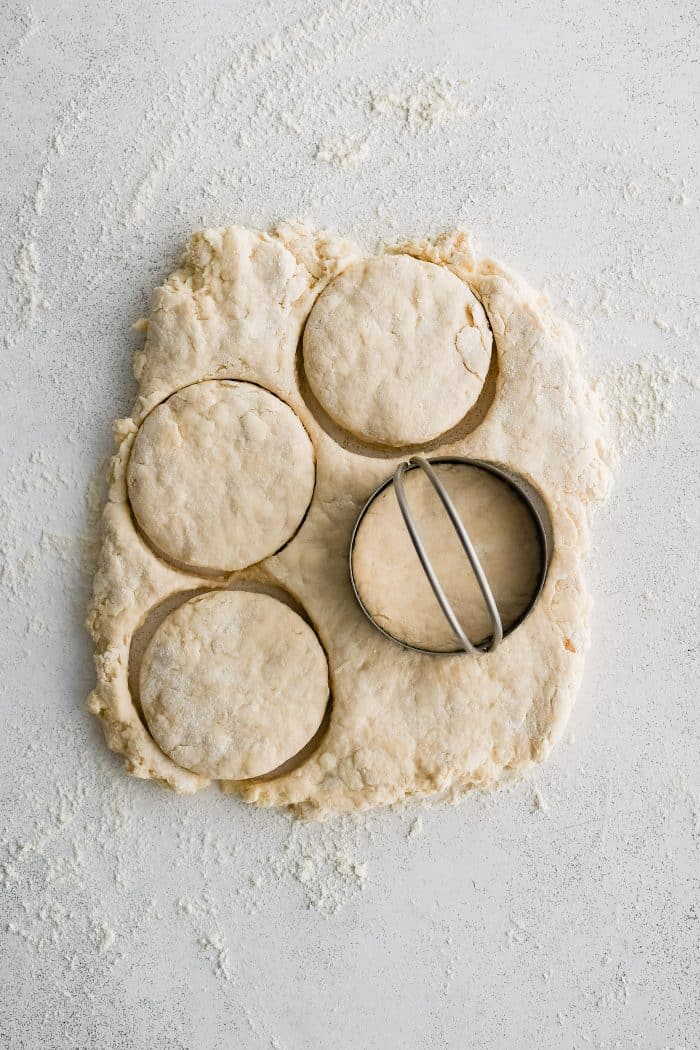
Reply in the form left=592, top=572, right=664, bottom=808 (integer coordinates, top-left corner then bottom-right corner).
left=1, top=1, right=698, bottom=1047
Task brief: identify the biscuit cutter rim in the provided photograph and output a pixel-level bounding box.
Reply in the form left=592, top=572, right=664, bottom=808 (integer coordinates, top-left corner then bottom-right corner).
left=349, top=455, right=553, bottom=656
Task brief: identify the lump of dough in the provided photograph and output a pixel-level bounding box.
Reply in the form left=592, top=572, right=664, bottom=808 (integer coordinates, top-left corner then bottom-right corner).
left=302, top=255, right=492, bottom=447
left=351, top=463, right=543, bottom=652
left=127, top=380, right=315, bottom=573
left=139, top=590, right=329, bottom=779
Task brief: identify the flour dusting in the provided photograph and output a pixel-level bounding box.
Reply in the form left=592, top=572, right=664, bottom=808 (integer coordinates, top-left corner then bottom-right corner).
left=317, top=134, right=370, bottom=170
left=1, top=0, right=698, bottom=1044
left=371, top=73, right=467, bottom=130
left=594, top=355, right=679, bottom=457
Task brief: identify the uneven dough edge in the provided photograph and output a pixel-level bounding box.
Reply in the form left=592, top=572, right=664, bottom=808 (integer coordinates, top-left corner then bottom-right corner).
left=86, top=223, right=613, bottom=816
left=86, top=224, right=349, bottom=794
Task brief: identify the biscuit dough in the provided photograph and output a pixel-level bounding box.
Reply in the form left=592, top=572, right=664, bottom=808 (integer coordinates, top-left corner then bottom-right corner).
left=302, top=254, right=492, bottom=446
left=87, top=224, right=612, bottom=816
left=351, top=463, right=543, bottom=652
left=127, top=380, right=315, bottom=573
left=140, top=590, right=329, bottom=780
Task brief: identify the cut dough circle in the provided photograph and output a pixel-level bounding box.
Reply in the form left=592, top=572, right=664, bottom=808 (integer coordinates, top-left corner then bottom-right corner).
left=139, top=589, right=329, bottom=780
left=351, top=463, right=543, bottom=652
left=127, top=380, right=315, bottom=573
left=302, top=254, right=492, bottom=447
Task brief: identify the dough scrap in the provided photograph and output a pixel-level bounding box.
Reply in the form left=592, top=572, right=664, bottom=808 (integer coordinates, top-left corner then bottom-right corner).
left=87, top=224, right=613, bottom=816
left=127, top=380, right=315, bottom=573
left=351, top=462, right=543, bottom=652
left=302, top=254, right=492, bottom=446
left=140, top=590, right=329, bottom=780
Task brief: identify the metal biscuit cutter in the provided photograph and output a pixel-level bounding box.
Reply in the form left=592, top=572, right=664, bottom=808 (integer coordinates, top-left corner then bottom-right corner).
left=349, top=455, right=553, bottom=656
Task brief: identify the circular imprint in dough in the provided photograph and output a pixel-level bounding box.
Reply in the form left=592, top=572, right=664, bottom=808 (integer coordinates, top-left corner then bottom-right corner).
left=351, top=463, right=543, bottom=652
left=302, top=255, right=492, bottom=447
left=127, top=380, right=315, bottom=573
left=139, top=590, right=330, bottom=780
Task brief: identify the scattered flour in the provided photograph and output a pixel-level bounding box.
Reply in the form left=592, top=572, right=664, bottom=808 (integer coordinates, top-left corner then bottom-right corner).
left=119, top=0, right=436, bottom=226
left=408, top=816, right=423, bottom=838
left=7, top=80, right=117, bottom=341
left=594, top=355, right=679, bottom=457
left=0, top=724, right=372, bottom=1039
left=267, top=819, right=369, bottom=915
left=371, top=73, right=468, bottom=131
left=177, top=897, right=234, bottom=980
left=10, top=238, right=43, bottom=328
left=0, top=447, right=105, bottom=637
left=96, top=921, right=116, bottom=952
left=317, top=134, right=371, bottom=170
left=532, top=786, right=550, bottom=814
left=0, top=4, right=40, bottom=66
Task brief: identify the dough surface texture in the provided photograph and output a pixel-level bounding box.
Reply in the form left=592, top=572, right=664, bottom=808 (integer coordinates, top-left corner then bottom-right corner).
left=87, top=224, right=612, bottom=816
left=351, top=463, right=543, bottom=652
left=127, top=379, right=315, bottom=573
left=140, top=590, right=329, bottom=780
left=302, top=254, right=492, bottom=446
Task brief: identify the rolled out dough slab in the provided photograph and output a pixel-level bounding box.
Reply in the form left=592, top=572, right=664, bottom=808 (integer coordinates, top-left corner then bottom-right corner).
left=87, top=224, right=612, bottom=816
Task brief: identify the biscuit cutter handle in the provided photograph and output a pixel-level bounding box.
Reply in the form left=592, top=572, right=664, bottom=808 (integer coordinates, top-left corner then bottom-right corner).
left=393, top=456, right=504, bottom=655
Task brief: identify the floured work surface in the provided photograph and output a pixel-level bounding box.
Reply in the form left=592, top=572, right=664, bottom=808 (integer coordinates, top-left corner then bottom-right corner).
left=87, top=224, right=612, bottom=816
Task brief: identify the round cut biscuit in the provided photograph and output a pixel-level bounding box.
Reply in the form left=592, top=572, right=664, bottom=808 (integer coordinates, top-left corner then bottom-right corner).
left=127, top=380, right=315, bottom=573
left=303, top=255, right=492, bottom=447
left=140, top=590, right=329, bottom=779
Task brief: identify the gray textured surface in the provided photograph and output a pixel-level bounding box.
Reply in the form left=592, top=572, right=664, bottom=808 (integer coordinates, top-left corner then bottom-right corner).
left=1, top=1, right=698, bottom=1047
